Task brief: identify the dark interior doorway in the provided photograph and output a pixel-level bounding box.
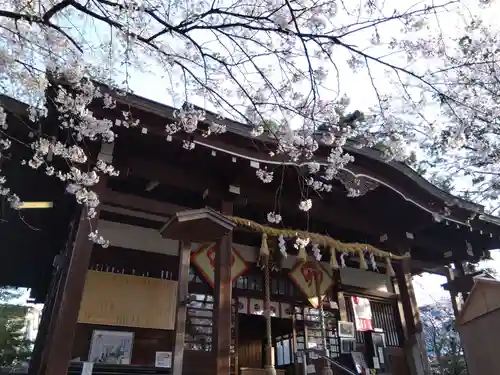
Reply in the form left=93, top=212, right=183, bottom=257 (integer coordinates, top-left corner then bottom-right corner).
left=237, top=314, right=295, bottom=370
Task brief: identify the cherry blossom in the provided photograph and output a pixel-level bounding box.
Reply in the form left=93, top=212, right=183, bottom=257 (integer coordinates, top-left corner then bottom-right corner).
left=0, top=0, right=498, bottom=247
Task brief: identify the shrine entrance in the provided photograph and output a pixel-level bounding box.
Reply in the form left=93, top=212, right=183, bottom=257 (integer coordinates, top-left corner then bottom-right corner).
left=237, top=312, right=295, bottom=375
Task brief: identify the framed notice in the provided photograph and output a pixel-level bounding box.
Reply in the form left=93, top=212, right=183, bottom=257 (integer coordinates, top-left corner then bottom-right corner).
left=338, top=321, right=355, bottom=338
left=88, top=330, right=134, bottom=364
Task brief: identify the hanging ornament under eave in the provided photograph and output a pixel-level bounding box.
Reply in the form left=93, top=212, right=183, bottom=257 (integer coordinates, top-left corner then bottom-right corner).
left=329, top=247, right=339, bottom=270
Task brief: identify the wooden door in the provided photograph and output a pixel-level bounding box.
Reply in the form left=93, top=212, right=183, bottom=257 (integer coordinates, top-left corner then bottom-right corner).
left=238, top=339, right=263, bottom=368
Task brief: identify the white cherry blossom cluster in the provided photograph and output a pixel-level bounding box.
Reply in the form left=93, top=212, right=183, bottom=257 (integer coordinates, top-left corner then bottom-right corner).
left=294, top=236, right=310, bottom=249
left=267, top=212, right=282, bottom=224
left=256, top=169, right=273, bottom=183
left=88, top=230, right=110, bottom=248
left=298, top=199, right=312, bottom=212
left=167, top=106, right=206, bottom=134
left=305, top=177, right=332, bottom=192
left=275, top=126, right=319, bottom=162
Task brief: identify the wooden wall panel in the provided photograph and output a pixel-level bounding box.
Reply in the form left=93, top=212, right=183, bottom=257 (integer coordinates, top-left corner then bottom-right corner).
left=78, top=271, right=177, bottom=330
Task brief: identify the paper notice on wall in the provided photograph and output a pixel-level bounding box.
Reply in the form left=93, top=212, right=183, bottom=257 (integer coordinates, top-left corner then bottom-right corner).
left=82, top=362, right=94, bottom=375
left=351, top=296, right=373, bottom=331
left=155, top=351, right=172, bottom=368
left=307, top=364, right=316, bottom=374
left=378, top=348, right=385, bottom=364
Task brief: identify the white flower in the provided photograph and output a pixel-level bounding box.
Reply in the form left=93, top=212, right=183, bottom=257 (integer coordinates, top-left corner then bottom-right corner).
left=256, top=169, right=273, bottom=183
left=294, top=236, right=310, bottom=249
left=89, top=230, right=110, bottom=248
left=267, top=212, right=282, bottom=224
left=299, top=199, right=312, bottom=211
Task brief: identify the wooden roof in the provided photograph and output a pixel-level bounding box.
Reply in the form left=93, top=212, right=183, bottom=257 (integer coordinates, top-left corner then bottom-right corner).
left=2, top=87, right=500, bottom=272
left=457, top=277, right=500, bottom=326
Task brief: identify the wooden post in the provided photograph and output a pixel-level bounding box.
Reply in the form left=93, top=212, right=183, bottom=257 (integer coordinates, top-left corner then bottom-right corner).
left=446, top=267, right=462, bottom=319
left=172, top=241, right=191, bottom=375
left=333, top=270, right=348, bottom=321
left=213, top=201, right=233, bottom=375
left=395, top=258, right=431, bottom=375
left=43, top=178, right=106, bottom=375
left=263, top=257, right=276, bottom=375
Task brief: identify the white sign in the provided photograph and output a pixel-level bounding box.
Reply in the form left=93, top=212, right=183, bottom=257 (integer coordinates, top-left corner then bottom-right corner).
left=351, top=296, right=373, bottom=331
left=155, top=351, right=172, bottom=368
left=82, top=362, right=94, bottom=375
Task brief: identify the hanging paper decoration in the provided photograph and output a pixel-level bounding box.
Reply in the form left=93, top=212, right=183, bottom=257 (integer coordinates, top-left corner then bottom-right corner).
left=385, top=256, right=395, bottom=277
left=278, top=235, right=287, bottom=258
left=370, top=252, right=378, bottom=272
left=312, top=244, right=321, bottom=261
left=340, top=252, right=348, bottom=268
left=359, top=249, right=368, bottom=270
left=260, top=233, right=269, bottom=257
left=329, top=247, right=339, bottom=270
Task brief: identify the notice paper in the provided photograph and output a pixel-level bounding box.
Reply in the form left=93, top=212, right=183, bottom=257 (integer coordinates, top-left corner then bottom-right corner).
left=82, top=362, right=94, bottom=375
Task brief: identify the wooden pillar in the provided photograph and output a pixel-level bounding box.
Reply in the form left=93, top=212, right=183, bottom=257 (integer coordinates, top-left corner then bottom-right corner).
left=446, top=267, right=462, bottom=319
left=172, top=241, right=191, bottom=375
left=43, top=178, right=106, bottom=375
left=29, top=218, right=76, bottom=375
left=395, top=258, right=431, bottom=375
left=213, top=201, right=233, bottom=375
left=333, top=270, right=348, bottom=321
left=454, top=262, right=469, bottom=302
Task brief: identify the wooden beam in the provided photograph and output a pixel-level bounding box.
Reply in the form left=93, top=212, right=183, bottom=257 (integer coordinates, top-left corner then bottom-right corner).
left=102, top=188, right=185, bottom=217
left=44, top=178, right=107, bottom=375
left=121, top=157, right=388, bottom=237
left=213, top=201, right=233, bottom=375
left=172, top=241, right=191, bottom=375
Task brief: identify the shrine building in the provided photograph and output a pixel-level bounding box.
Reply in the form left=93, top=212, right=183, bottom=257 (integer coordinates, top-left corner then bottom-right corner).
left=1, top=83, right=500, bottom=375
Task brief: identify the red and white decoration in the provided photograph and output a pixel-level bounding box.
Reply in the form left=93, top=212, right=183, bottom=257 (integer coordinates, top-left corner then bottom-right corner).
left=351, top=296, right=373, bottom=331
